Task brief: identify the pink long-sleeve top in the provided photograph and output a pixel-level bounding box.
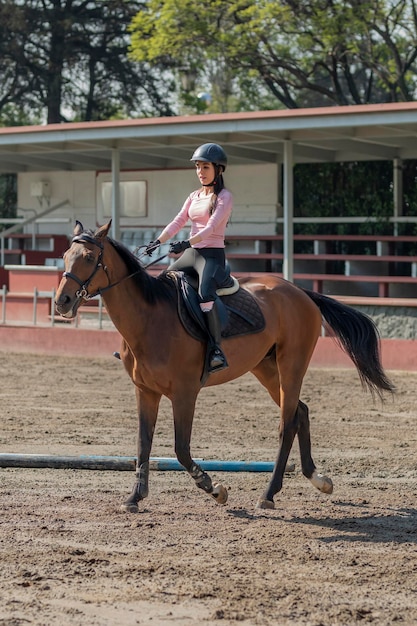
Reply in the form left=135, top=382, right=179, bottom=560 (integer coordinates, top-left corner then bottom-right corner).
left=159, top=188, right=233, bottom=248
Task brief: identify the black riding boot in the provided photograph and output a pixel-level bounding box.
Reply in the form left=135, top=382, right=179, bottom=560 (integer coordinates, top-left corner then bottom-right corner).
left=205, top=307, right=228, bottom=372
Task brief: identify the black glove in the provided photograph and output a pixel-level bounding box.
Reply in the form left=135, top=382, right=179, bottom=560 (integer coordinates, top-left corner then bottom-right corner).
left=169, top=240, right=191, bottom=254
left=145, top=239, right=160, bottom=256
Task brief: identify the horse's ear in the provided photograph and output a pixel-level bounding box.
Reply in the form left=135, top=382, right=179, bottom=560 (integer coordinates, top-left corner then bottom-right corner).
left=94, top=220, right=112, bottom=241
left=74, top=220, right=84, bottom=236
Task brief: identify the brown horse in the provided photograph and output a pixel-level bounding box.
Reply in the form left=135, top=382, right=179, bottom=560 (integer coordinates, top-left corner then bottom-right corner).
left=55, top=221, right=395, bottom=512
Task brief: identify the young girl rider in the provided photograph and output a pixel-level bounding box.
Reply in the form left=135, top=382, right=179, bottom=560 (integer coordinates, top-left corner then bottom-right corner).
left=146, top=142, right=233, bottom=372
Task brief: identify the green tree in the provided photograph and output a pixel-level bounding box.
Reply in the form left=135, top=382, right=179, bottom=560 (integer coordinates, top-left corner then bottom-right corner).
left=129, top=0, right=417, bottom=112
left=293, top=161, right=394, bottom=237
left=0, top=174, right=17, bottom=222
left=0, top=0, right=175, bottom=124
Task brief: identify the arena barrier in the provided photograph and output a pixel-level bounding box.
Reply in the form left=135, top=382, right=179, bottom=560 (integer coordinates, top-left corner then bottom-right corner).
left=0, top=326, right=416, bottom=370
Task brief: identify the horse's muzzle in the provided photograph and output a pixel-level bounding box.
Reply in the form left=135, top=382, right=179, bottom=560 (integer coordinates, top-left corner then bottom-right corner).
left=55, top=292, right=81, bottom=319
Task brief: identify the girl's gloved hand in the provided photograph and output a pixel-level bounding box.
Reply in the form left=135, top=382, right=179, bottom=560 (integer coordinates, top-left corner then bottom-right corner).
left=169, top=240, right=191, bottom=254
left=145, top=239, right=160, bottom=256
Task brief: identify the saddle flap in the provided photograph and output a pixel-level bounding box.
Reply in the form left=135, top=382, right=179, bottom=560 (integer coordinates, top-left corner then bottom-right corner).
left=165, top=271, right=265, bottom=342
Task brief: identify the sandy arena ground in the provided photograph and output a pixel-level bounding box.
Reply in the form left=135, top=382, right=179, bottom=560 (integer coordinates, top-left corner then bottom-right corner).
left=1, top=351, right=417, bottom=626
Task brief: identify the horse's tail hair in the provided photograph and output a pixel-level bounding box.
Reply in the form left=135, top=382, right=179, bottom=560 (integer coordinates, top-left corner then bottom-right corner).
left=303, top=288, right=395, bottom=399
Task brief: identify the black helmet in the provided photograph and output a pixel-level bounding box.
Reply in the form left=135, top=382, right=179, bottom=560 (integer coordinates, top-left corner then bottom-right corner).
left=190, top=143, right=227, bottom=170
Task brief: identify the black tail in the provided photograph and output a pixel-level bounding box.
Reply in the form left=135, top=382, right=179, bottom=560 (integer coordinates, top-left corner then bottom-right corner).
left=303, top=289, right=395, bottom=398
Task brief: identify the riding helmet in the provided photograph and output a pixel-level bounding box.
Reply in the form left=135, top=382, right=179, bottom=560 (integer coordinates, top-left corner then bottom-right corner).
left=190, top=143, right=228, bottom=170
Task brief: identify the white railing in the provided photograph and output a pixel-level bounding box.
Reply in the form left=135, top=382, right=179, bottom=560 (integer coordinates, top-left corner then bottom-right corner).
left=0, top=287, right=112, bottom=330
left=0, top=200, right=70, bottom=266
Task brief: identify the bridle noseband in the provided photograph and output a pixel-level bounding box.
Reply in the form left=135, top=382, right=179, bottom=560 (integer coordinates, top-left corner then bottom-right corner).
left=63, top=234, right=111, bottom=300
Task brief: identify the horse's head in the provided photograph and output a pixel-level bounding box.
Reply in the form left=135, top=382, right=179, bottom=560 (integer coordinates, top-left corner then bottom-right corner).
left=55, top=220, right=112, bottom=318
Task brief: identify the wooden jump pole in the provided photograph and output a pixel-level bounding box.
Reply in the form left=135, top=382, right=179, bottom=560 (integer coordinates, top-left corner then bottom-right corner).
left=0, top=453, right=295, bottom=473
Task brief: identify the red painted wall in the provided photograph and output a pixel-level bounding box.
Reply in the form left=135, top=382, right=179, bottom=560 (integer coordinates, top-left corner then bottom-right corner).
left=0, top=327, right=414, bottom=371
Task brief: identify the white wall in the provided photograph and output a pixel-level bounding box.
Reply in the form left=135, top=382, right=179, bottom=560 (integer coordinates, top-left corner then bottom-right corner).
left=226, top=163, right=278, bottom=235
left=17, top=162, right=279, bottom=237
left=17, top=171, right=97, bottom=236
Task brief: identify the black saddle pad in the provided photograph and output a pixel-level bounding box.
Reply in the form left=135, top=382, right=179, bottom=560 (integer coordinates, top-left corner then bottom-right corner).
left=165, top=271, right=265, bottom=342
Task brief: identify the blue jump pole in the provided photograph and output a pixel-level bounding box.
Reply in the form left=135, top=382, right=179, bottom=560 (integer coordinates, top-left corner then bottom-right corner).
left=0, top=453, right=291, bottom=473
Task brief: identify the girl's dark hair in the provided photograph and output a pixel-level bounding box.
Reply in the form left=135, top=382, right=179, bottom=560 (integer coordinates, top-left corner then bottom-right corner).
left=209, top=165, right=226, bottom=215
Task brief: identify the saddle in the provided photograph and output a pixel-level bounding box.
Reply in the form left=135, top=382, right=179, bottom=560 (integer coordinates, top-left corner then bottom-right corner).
left=164, top=270, right=265, bottom=343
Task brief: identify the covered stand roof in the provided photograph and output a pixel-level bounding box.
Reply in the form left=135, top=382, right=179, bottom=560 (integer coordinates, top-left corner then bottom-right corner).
left=1, top=101, right=417, bottom=172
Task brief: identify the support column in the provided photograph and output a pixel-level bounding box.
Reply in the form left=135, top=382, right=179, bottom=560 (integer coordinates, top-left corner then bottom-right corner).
left=393, top=158, right=403, bottom=237
left=276, top=155, right=283, bottom=231
left=111, top=148, right=121, bottom=241
left=283, top=140, right=294, bottom=282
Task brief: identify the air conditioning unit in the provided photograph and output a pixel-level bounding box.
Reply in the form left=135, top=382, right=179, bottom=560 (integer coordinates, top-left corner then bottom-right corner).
left=30, top=181, right=51, bottom=198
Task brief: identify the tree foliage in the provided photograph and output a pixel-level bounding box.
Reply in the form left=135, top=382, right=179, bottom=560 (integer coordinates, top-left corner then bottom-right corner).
left=129, top=0, right=417, bottom=111
left=0, top=0, right=175, bottom=124
left=0, top=175, right=17, bottom=219
left=293, top=161, right=394, bottom=235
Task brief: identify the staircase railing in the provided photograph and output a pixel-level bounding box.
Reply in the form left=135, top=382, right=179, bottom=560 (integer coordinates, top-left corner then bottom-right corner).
left=0, top=199, right=70, bottom=266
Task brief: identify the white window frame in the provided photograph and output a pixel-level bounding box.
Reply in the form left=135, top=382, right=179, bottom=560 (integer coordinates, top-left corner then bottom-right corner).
left=96, top=172, right=148, bottom=225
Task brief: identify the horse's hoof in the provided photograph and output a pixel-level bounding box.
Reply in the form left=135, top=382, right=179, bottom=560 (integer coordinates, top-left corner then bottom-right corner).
left=211, top=482, right=228, bottom=505
left=120, top=501, right=139, bottom=513
left=256, top=498, right=275, bottom=510
left=320, top=477, right=334, bottom=494
left=310, top=471, right=334, bottom=495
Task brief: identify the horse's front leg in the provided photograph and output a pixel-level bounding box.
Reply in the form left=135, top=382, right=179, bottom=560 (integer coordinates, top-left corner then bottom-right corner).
left=121, top=387, right=161, bottom=513
left=172, top=394, right=228, bottom=506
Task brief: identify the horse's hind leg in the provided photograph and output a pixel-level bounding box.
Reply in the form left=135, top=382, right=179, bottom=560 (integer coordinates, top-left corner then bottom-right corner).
left=297, top=400, right=333, bottom=494
left=252, top=352, right=332, bottom=509
left=251, top=356, right=301, bottom=509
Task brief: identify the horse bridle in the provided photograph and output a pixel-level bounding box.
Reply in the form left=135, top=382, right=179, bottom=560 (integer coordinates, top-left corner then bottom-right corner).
left=63, top=232, right=168, bottom=301
left=63, top=233, right=112, bottom=300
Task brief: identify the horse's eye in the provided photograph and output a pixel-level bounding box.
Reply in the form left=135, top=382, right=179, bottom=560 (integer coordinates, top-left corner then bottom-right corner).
left=85, top=253, right=95, bottom=264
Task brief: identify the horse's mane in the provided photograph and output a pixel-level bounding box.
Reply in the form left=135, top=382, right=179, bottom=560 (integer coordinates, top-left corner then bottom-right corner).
left=83, top=229, right=175, bottom=306
left=108, top=237, right=176, bottom=305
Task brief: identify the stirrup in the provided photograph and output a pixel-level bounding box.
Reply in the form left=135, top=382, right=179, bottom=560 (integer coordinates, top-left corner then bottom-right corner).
left=208, top=348, right=228, bottom=372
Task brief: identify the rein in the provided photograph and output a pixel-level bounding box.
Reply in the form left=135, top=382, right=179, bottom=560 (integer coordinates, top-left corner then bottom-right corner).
left=64, top=235, right=166, bottom=301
